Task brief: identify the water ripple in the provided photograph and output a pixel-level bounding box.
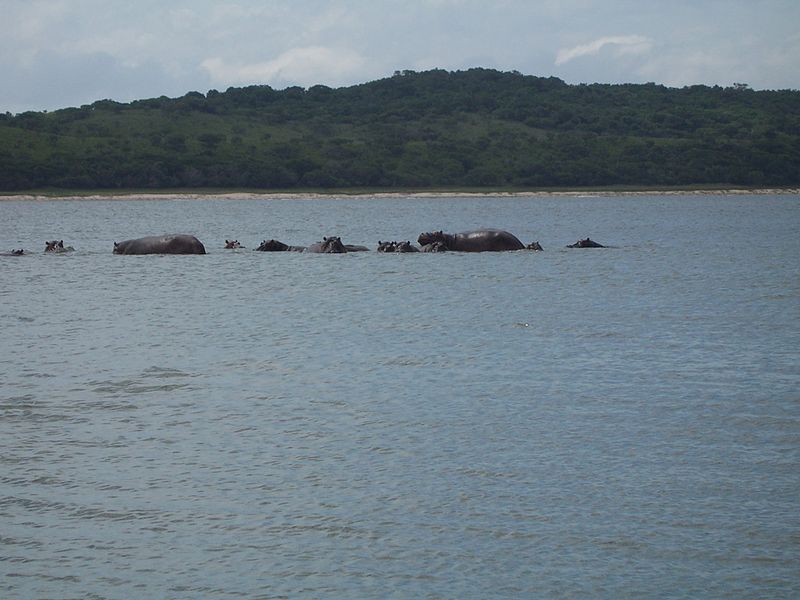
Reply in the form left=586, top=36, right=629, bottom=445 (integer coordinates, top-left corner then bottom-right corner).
left=0, top=195, right=798, bottom=598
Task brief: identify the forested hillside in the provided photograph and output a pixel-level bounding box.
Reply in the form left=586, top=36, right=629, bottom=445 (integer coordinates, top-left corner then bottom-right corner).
left=1, top=68, right=798, bottom=191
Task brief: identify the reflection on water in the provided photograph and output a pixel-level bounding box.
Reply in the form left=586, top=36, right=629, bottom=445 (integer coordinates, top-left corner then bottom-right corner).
left=1, top=194, right=799, bottom=598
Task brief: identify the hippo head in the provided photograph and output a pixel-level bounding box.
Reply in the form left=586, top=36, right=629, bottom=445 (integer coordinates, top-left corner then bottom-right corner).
left=418, top=230, right=446, bottom=246
left=321, top=236, right=347, bottom=253
left=257, top=239, right=289, bottom=251
left=44, top=240, right=59, bottom=252
left=396, top=241, right=416, bottom=252
left=526, top=241, right=543, bottom=251
left=377, top=240, right=396, bottom=252
left=225, top=239, right=242, bottom=249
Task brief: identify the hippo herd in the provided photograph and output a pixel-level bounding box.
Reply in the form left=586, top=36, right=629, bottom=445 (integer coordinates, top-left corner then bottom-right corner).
left=4, top=230, right=607, bottom=256
left=248, top=230, right=599, bottom=254
left=2, top=239, right=76, bottom=256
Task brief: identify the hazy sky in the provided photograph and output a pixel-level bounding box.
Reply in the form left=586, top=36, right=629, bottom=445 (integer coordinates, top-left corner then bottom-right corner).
left=2, top=0, right=798, bottom=113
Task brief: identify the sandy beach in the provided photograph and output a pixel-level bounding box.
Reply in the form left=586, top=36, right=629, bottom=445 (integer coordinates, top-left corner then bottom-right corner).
left=1, top=188, right=798, bottom=202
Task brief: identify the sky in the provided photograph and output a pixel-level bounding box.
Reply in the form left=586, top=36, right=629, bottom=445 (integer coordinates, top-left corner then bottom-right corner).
left=2, top=0, right=798, bottom=113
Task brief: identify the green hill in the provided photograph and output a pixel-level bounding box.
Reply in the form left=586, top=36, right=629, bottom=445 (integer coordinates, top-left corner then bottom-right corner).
left=1, top=68, right=798, bottom=191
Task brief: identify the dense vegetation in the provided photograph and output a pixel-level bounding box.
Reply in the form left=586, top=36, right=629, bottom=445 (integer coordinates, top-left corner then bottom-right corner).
left=1, top=68, right=798, bottom=191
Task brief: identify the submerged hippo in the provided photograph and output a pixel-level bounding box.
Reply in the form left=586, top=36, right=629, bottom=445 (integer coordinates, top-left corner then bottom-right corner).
left=224, top=240, right=244, bottom=249
left=418, top=229, right=524, bottom=252
left=304, top=237, right=368, bottom=253
left=255, top=239, right=305, bottom=252
left=567, top=238, right=605, bottom=248
left=526, top=241, right=544, bottom=251
left=1, top=249, right=26, bottom=256
left=420, top=241, right=448, bottom=252
left=395, top=241, right=419, bottom=253
left=44, top=240, right=74, bottom=253
left=305, top=236, right=349, bottom=253
left=377, top=240, right=419, bottom=253
left=113, top=234, right=206, bottom=255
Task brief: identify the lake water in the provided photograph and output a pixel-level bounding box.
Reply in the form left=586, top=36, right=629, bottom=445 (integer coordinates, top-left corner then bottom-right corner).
left=1, top=193, right=799, bottom=599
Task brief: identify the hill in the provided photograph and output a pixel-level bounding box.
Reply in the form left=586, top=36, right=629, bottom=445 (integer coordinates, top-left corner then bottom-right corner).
left=1, top=68, right=798, bottom=191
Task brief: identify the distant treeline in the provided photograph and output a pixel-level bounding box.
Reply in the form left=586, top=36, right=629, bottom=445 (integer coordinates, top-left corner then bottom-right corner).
left=1, top=68, right=798, bottom=190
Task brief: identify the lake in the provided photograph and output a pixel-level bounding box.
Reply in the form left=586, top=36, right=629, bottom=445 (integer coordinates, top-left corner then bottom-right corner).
left=1, top=193, right=799, bottom=599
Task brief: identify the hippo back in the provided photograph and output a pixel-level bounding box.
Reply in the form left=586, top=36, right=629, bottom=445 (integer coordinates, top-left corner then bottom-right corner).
left=256, top=239, right=289, bottom=251
left=567, top=238, right=605, bottom=248
left=451, top=229, right=524, bottom=251
left=114, top=234, right=206, bottom=255
left=419, top=229, right=523, bottom=251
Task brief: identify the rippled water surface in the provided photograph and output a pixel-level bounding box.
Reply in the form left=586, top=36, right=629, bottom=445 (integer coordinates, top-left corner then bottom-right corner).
left=1, top=194, right=799, bottom=598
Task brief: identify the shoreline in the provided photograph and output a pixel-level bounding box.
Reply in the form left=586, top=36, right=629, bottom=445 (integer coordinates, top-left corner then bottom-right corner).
left=1, top=187, right=798, bottom=202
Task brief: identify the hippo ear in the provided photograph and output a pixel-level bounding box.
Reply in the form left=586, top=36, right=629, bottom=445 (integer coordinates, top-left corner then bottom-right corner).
left=114, top=242, right=118, bottom=247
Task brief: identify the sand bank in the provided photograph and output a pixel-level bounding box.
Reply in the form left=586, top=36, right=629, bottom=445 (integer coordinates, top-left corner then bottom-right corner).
left=1, top=188, right=798, bottom=202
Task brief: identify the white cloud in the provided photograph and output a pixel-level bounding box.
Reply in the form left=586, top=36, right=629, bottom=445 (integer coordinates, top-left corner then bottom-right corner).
left=201, top=46, right=366, bottom=88
left=555, top=35, right=652, bottom=65
left=2, top=1, right=799, bottom=111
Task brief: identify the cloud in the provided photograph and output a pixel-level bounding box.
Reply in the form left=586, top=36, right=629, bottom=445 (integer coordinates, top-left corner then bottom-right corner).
left=201, top=46, right=366, bottom=88
left=555, top=35, right=652, bottom=65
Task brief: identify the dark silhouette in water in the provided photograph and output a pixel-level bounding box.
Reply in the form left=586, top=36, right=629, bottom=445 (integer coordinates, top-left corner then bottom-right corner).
left=377, top=240, right=420, bottom=253
left=255, top=239, right=305, bottom=252
left=113, top=234, right=206, bottom=255
left=45, top=240, right=74, bottom=253
left=567, top=238, right=605, bottom=248
left=418, top=229, right=525, bottom=252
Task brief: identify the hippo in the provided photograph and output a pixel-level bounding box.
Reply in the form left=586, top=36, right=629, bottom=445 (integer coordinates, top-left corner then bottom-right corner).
left=44, top=240, right=74, bottom=253
left=1, top=249, right=26, bottom=256
left=224, top=240, right=244, bottom=249
left=113, top=234, right=206, bottom=255
left=417, top=229, right=524, bottom=252
left=344, top=244, right=369, bottom=252
left=254, top=239, right=305, bottom=252
left=567, top=238, right=605, bottom=248
left=526, top=241, right=544, bottom=251
left=420, top=241, right=448, bottom=252
left=305, top=236, right=349, bottom=253
left=395, top=241, right=419, bottom=253
left=377, top=240, right=419, bottom=253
